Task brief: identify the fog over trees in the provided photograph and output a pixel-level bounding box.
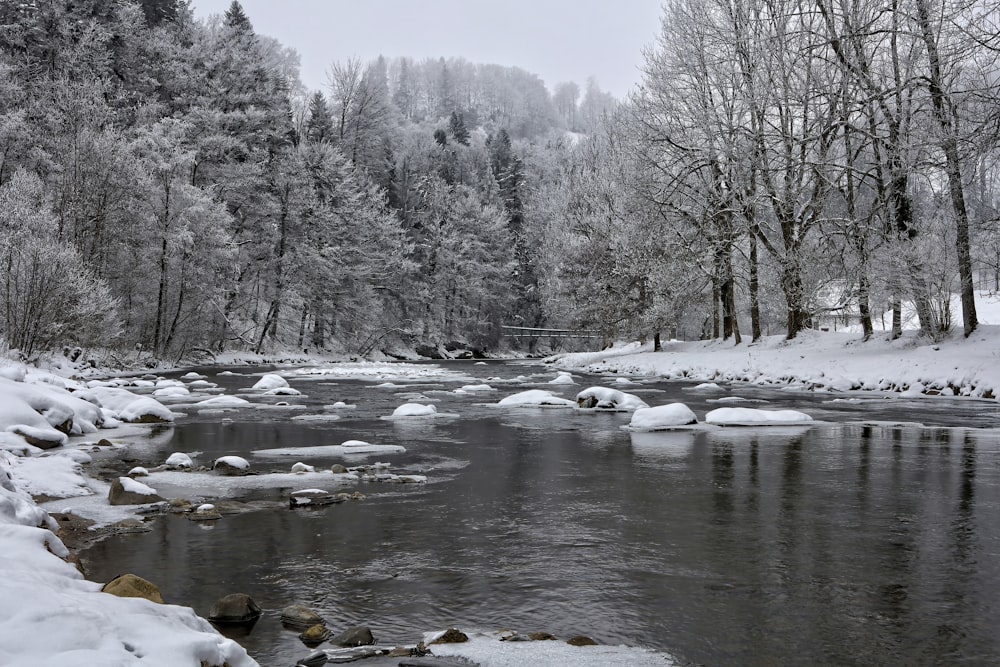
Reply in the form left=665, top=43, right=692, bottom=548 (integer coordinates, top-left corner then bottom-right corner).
left=0, top=0, right=998, bottom=360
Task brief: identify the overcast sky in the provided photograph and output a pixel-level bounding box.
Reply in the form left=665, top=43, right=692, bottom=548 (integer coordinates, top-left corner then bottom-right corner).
left=190, top=1, right=664, bottom=99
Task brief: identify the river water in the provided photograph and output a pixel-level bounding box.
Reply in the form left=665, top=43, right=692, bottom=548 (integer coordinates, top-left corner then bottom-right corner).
left=81, top=361, right=1000, bottom=666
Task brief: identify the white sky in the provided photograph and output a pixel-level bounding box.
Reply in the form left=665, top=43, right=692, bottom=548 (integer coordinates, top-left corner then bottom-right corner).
left=190, top=0, right=664, bottom=99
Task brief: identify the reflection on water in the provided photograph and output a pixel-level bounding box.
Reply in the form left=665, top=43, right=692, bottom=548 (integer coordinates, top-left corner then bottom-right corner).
left=82, top=365, right=1000, bottom=667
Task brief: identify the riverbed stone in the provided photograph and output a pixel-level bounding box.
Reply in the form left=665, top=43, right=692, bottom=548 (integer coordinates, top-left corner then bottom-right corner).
left=528, top=632, right=557, bottom=640
left=330, top=625, right=375, bottom=646
left=100, top=573, right=164, bottom=604
left=298, top=623, right=330, bottom=646
left=208, top=593, right=261, bottom=624
left=430, top=628, right=469, bottom=644
left=281, top=604, right=325, bottom=629
left=566, top=635, right=598, bottom=646
left=330, top=463, right=349, bottom=474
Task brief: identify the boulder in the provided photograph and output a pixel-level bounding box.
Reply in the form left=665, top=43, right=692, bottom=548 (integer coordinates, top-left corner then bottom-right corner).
left=289, top=489, right=345, bottom=509
left=281, top=604, right=325, bottom=629
left=430, top=628, right=469, bottom=644
left=101, top=574, right=164, bottom=604
left=330, top=464, right=349, bottom=474
left=330, top=625, right=375, bottom=647
left=213, top=456, right=250, bottom=476
left=298, top=624, right=330, bottom=646
left=528, top=632, right=557, bottom=641
left=566, top=635, right=598, bottom=646
left=108, top=477, right=165, bottom=505
left=208, top=593, right=262, bottom=625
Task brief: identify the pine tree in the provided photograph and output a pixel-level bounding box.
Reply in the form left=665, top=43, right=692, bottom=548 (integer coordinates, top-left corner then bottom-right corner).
left=449, top=111, right=469, bottom=146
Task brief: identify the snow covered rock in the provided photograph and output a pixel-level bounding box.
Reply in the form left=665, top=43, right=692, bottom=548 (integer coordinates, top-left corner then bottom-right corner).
left=289, top=488, right=342, bottom=508
left=196, top=395, right=251, bottom=407
left=86, top=386, right=174, bottom=423
left=251, top=374, right=288, bottom=391
left=108, top=476, right=165, bottom=505
left=548, top=373, right=576, bottom=385
left=165, top=452, right=194, bottom=469
left=213, top=456, right=250, bottom=476
left=576, top=387, right=650, bottom=411
left=391, top=402, right=437, bottom=417
left=497, top=390, right=576, bottom=407
left=290, top=462, right=315, bottom=474
left=705, top=407, right=813, bottom=425
left=0, top=388, right=68, bottom=449
left=628, top=404, right=699, bottom=431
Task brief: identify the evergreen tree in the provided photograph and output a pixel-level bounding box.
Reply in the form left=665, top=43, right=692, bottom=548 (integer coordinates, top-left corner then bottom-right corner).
left=449, top=111, right=470, bottom=146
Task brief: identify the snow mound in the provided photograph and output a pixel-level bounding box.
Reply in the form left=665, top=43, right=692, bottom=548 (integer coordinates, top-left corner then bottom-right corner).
left=705, top=407, right=814, bottom=426
left=627, top=404, right=700, bottom=431
left=497, top=390, right=576, bottom=407
left=690, top=382, right=724, bottom=391
left=576, top=387, right=649, bottom=411
left=548, top=372, right=576, bottom=385
left=458, top=384, right=495, bottom=392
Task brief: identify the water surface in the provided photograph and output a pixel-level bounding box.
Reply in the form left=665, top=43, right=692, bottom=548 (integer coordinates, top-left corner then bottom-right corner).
left=83, top=362, right=1000, bottom=666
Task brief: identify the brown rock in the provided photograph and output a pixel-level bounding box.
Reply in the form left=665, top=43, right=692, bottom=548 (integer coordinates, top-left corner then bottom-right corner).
left=528, top=632, right=557, bottom=641
left=567, top=635, right=598, bottom=646
left=208, top=593, right=261, bottom=624
left=101, top=573, right=164, bottom=604
left=430, top=628, right=469, bottom=644
left=330, top=464, right=349, bottom=474
left=299, top=624, right=331, bottom=646
left=281, top=604, right=325, bottom=629
left=330, top=625, right=375, bottom=647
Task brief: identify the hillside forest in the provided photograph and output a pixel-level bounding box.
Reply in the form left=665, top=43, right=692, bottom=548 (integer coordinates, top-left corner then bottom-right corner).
left=1, top=0, right=999, bottom=362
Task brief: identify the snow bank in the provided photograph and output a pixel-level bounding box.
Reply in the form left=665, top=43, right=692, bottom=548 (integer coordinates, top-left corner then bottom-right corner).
left=497, top=390, right=576, bottom=407
left=0, top=452, right=256, bottom=667
left=550, top=315, right=1000, bottom=400
left=627, top=404, right=699, bottom=431
left=575, top=387, right=649, bottom=411
left=705, top=407, right=814, bottom=426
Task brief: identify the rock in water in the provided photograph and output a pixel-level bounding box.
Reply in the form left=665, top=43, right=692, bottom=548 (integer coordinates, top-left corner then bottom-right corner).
left=281, top=604, right=325, bottom=629
left=108, top=476, right=165, bottom=505
left=430, top=628, right=469, bottom=644
left=329, top=625, right=375, bottom=647
left=299, top=624, right=330, bottom=646
left=567, top=635, right=598, bottom=646
left=208, top=593, right=262, bottom=625
left=100, top=573, right=164, bottom=604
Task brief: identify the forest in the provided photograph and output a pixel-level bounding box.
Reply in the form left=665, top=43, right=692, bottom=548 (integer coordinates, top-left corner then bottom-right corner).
left=0, top=0, right=998, bottom=361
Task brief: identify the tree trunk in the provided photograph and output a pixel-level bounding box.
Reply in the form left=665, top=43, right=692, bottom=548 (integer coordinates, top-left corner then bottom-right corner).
left=915, top=0, right=977, bottom=336
left=749, top=224, right=761, bottom=342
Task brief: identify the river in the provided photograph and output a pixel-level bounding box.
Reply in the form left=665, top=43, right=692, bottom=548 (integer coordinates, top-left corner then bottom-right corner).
left=81, top=360, right=1000, bottom=666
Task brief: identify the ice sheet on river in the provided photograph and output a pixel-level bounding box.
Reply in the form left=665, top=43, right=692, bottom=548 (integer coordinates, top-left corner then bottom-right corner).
left=283, top=362, right=474, bottom=382
left=254, top=441, right=406, bottom=457
left=426, top=629, right=678, bottom=666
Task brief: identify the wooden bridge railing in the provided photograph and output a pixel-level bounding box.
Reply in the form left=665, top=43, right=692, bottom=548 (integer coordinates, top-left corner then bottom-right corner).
left=500, top=326, right=601, bottom=339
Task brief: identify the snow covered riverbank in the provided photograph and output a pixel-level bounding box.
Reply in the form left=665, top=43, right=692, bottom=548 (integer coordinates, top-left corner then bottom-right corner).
left=548, top=325, right=1000, bottom=400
